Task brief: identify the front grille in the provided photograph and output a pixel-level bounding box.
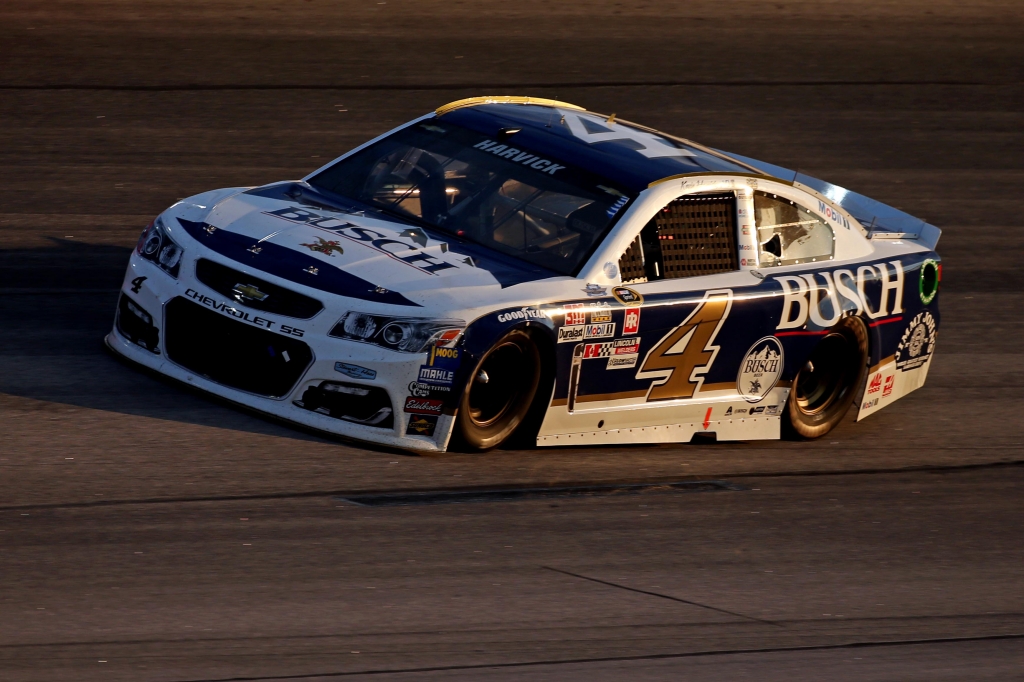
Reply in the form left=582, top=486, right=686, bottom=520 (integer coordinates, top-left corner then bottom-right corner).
left=165, top=297, right=313, bottom=398
left=295, top=381, right=394, bottom=429
left=194, top=258, right=324, bottom=319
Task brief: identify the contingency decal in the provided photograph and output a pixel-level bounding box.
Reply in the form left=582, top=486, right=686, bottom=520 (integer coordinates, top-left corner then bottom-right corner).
left=736, top=337, right=784, bottom=403
left=416, top=346, right=461, bottom=388
left=636, top=290, right=732, bottom=401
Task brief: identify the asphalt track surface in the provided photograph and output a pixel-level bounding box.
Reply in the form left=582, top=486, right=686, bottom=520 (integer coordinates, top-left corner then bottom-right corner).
left=1, top=1, right=1023, bottom=680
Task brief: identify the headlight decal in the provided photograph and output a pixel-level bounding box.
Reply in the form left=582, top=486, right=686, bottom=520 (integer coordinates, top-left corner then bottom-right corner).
left=329, top=312, right=464, bottom=353
left=137, top=217, right=183, bottom=278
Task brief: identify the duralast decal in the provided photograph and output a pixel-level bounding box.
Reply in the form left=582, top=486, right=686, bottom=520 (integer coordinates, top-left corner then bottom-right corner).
left=895, top=311, right=937, bottom=372
left=737, top=337, right=784, bottom=403
left=184, top=289, right=304, bottom=336
left=264, top=206, right=457, bottom=275
left=776, top=260, right=904, bottom=330
left=558, top=325, right=586, bottom=343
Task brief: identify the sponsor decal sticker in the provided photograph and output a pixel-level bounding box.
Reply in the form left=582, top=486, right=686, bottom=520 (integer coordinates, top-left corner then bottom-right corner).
left=868, top=372, right=882, bottom=394
left=497, top=307, right=547, bottom=323
left=724, top=406, right=733, bottom=416
left=427, top=345, right=461, bottom=369
left=589, top=306, right=612, bottom=324
left=299, top=236, right=344, bottom=256
left=766, top=404, right=780, bottom=416
left=408, top=380, right=448, bottom=397
left=558, top=325, right=586, bottom=343
left=817, top=201, right=851, bottom=229
left=862, top=398, right=879, bottom=410
left=737, top=336, right=784, bottom=403
left=895, top=311, right=937, bottom=372
left=882, top=374, right=895, bottom=397
left=406, top=414, right=438, bottom=437
left=750, top=406, right=766, bottom=415
left=404, top=396, right=443, bottom=415
left=417, top=366, right=455, bottom=386
left=623, top=307, right=640, bottom=335
left=335, top=362, right=376, bottom=380
left=564, top=303, right=586, bottom=327
left=612, top=287, right=644, bottom=306
left=776, top=260, right=905, bottom=330
left=584, top=322, right=616, bottom=339
left=606, top=355, right=638, bottom=369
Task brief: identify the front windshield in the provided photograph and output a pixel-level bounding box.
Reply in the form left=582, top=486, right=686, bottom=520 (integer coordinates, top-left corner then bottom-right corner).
left=307, top=120, right=635, bottom=275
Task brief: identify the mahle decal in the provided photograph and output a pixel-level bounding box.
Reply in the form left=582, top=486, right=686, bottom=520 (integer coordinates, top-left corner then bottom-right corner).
left=636, top=290, right=732, bottom=401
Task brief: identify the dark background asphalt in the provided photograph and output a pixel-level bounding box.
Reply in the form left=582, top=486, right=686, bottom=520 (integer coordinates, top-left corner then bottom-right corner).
left=1, top=1, right=1022, bottom=680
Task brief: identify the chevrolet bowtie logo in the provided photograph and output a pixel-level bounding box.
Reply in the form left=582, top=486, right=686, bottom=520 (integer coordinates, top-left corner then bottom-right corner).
left=232, top=283, right=269, bottom=303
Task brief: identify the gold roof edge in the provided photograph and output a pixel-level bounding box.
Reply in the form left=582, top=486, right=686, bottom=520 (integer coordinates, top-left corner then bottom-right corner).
left=435, top=96, right=586, bottom=116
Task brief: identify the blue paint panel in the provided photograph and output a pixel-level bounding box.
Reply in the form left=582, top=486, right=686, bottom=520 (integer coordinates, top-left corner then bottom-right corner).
left=176, top=218, right=421, bottom=307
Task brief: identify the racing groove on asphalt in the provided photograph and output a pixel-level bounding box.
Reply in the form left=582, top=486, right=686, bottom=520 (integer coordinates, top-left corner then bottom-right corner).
left=1, top=1, right=1023, bottom=679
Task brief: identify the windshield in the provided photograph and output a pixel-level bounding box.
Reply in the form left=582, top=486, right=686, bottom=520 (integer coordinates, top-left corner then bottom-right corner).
left=307, top=120, right=635, bottom=275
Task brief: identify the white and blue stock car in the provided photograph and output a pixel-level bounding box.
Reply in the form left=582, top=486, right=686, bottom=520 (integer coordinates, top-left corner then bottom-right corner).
left=108, top=96, right=941, bottom=452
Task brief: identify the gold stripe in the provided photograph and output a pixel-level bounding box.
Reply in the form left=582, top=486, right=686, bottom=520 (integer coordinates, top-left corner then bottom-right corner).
left=435, top=96, right=585, bottom=117
left=868, top=355, right=896, bottom=374
left=647, top=170, right=784, bottom=189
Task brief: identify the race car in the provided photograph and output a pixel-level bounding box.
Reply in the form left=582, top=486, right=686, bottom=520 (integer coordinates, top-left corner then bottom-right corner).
left=107, top=96, right=941, bottom=452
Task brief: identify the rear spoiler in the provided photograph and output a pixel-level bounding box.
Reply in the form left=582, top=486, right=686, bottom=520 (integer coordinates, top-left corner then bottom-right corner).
left=718, top=151, right=941, bottom=251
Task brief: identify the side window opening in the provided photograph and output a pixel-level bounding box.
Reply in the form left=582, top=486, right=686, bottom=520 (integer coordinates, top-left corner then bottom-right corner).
left=753, top=191, right=834, bottom=267
left=618, top=192, right=739, bottom=284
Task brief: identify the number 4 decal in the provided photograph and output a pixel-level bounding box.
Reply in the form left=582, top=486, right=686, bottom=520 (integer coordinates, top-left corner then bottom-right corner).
left=636, top=290, right=732, bottom=401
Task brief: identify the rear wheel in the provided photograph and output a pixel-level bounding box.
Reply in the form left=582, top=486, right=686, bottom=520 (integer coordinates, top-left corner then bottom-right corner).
left=455, top=330, right=543, bottom=451
left=784, top=316, right=868, bottom=439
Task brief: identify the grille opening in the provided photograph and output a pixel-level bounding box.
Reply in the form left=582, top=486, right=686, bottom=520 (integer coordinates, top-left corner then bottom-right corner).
left=116, top=293, right=160, bottom=353
left=294, top=381, right=394, bottom=428
left=165, top=297, right=313, bottom=398
left=194, top=258, right=324, bottom=319
left=618, top=192, right=739, bottom=283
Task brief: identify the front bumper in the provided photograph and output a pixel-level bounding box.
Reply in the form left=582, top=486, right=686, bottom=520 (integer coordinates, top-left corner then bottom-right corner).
left=108, top=253, right=456, bottom=453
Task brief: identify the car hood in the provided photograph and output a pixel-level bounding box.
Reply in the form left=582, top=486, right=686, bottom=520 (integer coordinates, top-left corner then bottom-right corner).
left=170, top=183, right=566, bottom=312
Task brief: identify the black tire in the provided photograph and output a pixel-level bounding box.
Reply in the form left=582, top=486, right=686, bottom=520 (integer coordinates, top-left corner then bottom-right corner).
left=784, top=316, right=868, bottom=439
left=454, top=329, right=543, bottom=451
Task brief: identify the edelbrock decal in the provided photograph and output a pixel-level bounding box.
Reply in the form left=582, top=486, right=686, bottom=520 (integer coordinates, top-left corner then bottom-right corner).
left=737, top=337, right=784, bottom=403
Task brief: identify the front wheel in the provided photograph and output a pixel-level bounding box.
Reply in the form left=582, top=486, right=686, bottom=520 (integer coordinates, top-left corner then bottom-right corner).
left=784, top=316, right=868, bottom=439
left=454, top=329, right=543, bottom=451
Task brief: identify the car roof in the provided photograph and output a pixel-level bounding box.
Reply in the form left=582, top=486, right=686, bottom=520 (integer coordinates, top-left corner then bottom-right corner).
left=432, top=97, right=763, bottom=194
